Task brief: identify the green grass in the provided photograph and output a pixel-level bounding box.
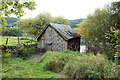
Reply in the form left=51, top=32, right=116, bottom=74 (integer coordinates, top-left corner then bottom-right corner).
left=1, top=36, right=37, bottom=46
left=2, top=58, right=61, bottom=78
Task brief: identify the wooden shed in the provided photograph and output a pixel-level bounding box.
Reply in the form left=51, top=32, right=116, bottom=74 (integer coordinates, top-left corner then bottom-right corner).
left=36, top=23, right=80, bottom=52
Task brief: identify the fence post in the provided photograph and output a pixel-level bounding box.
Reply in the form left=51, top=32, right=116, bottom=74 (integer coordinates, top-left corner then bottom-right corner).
left=26, top=36, right=27, bottom=45
left=6, top=38, right=8, bottom=45
left=31, top=38, right=33, bottom=45
left=18, top=37, right=19, bottom=45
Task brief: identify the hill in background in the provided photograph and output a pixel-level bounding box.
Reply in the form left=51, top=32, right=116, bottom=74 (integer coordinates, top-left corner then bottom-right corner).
left=69, top=19, right=85, bottom=29
left=5, top=17, right=85, bottom=29
left=5, top=17, right=19, bottom=27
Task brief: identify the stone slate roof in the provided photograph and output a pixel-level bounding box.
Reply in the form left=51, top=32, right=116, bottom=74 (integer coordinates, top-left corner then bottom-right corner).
left=36, top=22, right=80, bottom=41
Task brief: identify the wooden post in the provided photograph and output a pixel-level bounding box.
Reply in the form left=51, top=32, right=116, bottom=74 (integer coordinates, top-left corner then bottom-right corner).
left=18, top=37, right=19, bottom=45
left=6, top=38, right=8, bottom=45
left=31, top=39, right=32, bottom=45
left=26, top=36, right=27, bottom=45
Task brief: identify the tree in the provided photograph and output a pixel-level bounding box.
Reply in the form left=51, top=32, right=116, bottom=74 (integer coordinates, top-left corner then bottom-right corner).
left=0, top=1, right=36, bottom=27
left=76, top=20, right=86, bottom=35
left=105, top=1, right=120, bottom=64
left=52, top=16, right=69, bottom=25
left=77, top=8, right=116, bottom=58
left=2, top=26, right=23, bottom=36
left=17, top=12, right=70, bottom=37
left=77, top=1, right=120, bottom=60
left=17, top=12, right=52, bottom=37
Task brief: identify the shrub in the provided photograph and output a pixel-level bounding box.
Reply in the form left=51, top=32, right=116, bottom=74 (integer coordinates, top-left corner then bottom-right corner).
left=17, top=46, right=36, bottom=59
left=63, top=53, right=118, bottom=78
left=2, top=51, right=11, bottom=58
left=44, top=60, right=64, bottom=72
left=40, top=50, right=81, bottom=72
left=40, top=50, right=119, bottom=78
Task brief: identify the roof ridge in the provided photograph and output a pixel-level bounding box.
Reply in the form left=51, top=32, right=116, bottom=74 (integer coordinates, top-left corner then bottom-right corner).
left=49, top=22, right=70, bottom=26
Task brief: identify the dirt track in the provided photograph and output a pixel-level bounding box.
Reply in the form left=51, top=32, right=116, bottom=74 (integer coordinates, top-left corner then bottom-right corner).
left=27, top=53, right=44, bottom=62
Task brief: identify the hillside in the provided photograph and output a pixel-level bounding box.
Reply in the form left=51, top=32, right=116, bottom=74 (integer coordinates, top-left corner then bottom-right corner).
left=69, top=19, right=84, bottom=29
left=5, top=17, right=84, bottom=29
left=6, top=17, right=19, bottom=27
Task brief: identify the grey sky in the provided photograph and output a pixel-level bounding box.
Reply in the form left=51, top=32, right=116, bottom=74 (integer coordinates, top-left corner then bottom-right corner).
left=21, top=0, right=119, bottom=20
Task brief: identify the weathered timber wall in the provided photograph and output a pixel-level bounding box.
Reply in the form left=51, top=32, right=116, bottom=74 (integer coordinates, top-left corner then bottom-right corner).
left=37, top=26, right=67, bottom=51
left=68, top=37, right=80, bottom=51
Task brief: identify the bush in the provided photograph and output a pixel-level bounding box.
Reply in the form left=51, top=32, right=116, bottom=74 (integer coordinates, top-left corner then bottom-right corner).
left=44, top=60, right=64, bottom=72
left=2, top=51, right=11, bottom=58
left=17, top=46, right=36, bottom=59
left=2, top=27, right=24, bottom=36
left=40, top=50, right=81, bottom=72
left=63, top=53, right=118, bottom=78
left=40, top=50, right=119, bottom=78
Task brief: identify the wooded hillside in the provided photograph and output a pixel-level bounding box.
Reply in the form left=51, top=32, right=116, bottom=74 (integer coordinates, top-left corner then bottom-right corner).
left=69, top=19, right=84, bottom=28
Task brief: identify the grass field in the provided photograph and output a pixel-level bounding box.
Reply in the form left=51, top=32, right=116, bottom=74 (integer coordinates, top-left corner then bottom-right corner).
left=0, top=36, right=37, bottom=46
left=2, top=58, right=63, bottom=78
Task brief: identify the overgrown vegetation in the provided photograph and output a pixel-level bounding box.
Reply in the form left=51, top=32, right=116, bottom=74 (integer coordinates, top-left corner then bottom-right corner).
left=1, top=36, right=37, bottom=60
left=1, top=45, right=35, bottom=60
left=105, top=2, right=120, bottom=65
left=63, top=53, right=119, bottom=78
left=76, top=1, right=120, bottom=63
left=2, top=50, right=120, bottom=78
left=17, top=46, right=36, bottom=60
left=40, top=50, right=120, bottom=79
left=40, top=50, right=81, bottom=72
left=2, top=58, right=59, bottom=78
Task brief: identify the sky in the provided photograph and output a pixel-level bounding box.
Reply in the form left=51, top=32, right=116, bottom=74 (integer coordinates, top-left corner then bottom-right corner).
left=21, top=0, right=120, bottom=20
